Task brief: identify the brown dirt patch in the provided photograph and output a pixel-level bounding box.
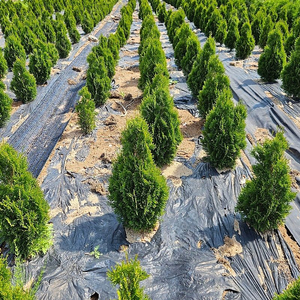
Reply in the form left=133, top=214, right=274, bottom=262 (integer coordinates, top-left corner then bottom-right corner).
left=125, top=222, right=159, bottom=243
left=162, top=161, right=193, bottom=187
left=290, top=169, right=300, bottom=191
left=11, top=100, right=22, bottom=115
left=254, top=128, right=271, bottom=144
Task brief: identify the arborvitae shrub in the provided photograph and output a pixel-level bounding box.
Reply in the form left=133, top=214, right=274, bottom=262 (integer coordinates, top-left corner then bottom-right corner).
left=258, top=29, right=286, bottom=82
left=75, top=87, right=96, bottom=134
left=282, top=37, right=300, bottom=99
left=107, top=254, right=150, bottom=300
left=273, top=276, right=300, bottom=300
left=251, top=10, right=264, bottom=45
left=116, top=26, right=126, bottom=47
left=139, top=16, right=160, bottom=55
left=4, top=35, right=26, bottom=69
left=119, top=14, right=132, bottom=40
left=139, top=39, right=168, bottom=90
left=157, top=2, right=167, bottom=23
left=73, top=5, right=83, bottom=25
left=108, top=117, right=169, bottom=230
left=215, top=18, right=227, bottom=45
left=19, top=26, right=37, bottom=56
left=275, top=20, right=289, bottom=42
left=187, top=36, right=215, bottom=98
left=11, top=59, right=37, bottom=104
left=224, top=15, right=240, bottom=50
left=236, top=22, right=255, bottom=59
left=193, top=3, right=204, bottom=28
left=181, top=34, right=201, bottom=76
left=0, top=48, right=8, bottom=79
left=236, top=130, right=296, bottom=232
left=174, top=23, right=192, bottom=68
left=108, top=34, right=120, bottom=61
left=54, top=19, right=72, bottom=58
left=202, top=88, right=247, bottom=169
left=41, top=18, right=56, bottom=44
left=29, top=41, right=52, bottom=85
left=0, top=83, right=12, bottom=127
left=0, top=143, right=52, bottom=259
left=81, top=10, right=94, bottom=34
left=141, top=76, right=182, bottom=166
left=167, top=8, right=185, bottom=44
left=259, top=15, right=274, bottom=49
left=198, top=55, right=230, bottom=118
left=139, top=0, right=152, bottom=20
left=92, top=43, right=115, bottom=79
left=205, top=8, right=222, bottom=37
left=46, top=42, right=59, bottom=66
left=86, top=53, right=111, bottom=106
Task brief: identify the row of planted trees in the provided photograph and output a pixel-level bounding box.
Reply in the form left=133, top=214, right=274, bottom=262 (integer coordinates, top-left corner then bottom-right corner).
left=160, top=0, right=300, bottom=99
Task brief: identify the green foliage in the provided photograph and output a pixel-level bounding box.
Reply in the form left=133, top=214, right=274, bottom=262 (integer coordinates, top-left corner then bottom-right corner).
left=187, top=36, right=215, bottom=98
left=205, top=8, right=222, bottom=37
left=174, top=23, right=192, bottom=68
left=0, top=48, right=8, bottom=79
left=116, top=27, right=126, bottom=47
left=108, top=34, right=120, bottom=61
left=193, top=3, right=204, bottom=28
left=54, top=18, right=72, bottom=58
left=167, top=8, right=185, bottom=44
left=198, top=55, right=230, bottom=118
left=251, top=10, right=264, bottom=45
left=215, top=18, right=227, bottom=45
left=81, top=10, right=94, bottom=34
left=139, top=16, right=160, bottom=55
left=0, top=143, right=52, bottom=259
left=139, top=39, right=168, bottom=90
left=11, top=59, right=37, bottom=104
left=86, top=53, right=111, bottom=107
left=236, top=130, right=295, bottom=232
left=0, top=258, right=34, bottom=300
left=181, top=34, right=201, bottom=76
left=108, top=117, right=169, bottom=231
left=0, top=82, right=12, bottom=127
left=236, top=22, right=255, bottom=59
left=282, top=37, right=300, bottom=99
left=46, top=42, right=59, bottom=66
left=275, top=20, right=289, bottom=41
left=259, top=15, right=274, bottom=49
left=157, top=2, right=167, bottom=23
left=29, top=41, right=52, bottom=85
left=258, top=29, right=286, bottom=82
left=140, top=75, right=182, bottom=167
left=19, top=26, right=37, bottom=56
left=139, top=0, right=152, bottom=20
left=224, top=15, right=240, bottom=50
left=107, top=254, right=150, bottom=300
left=4, top=35, right=26, bottom=69
left=75, top=87, right=96, bottom=134
left=273, top=277, right=300, bottom=300
left=41, top=17, right=56, bottom=43
left=202, top=88, right=247, bottom=169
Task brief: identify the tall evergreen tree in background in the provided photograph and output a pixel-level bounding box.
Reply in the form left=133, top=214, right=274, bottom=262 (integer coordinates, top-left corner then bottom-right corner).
left=4, top=35, right=26, bottom=69
left=0, top=82, right=12, bottom=128
left=0, top=48, right=7, bottom=79
left=259, top=15, right=274, bottom=49
left=236, top=22, right=255, bottom=59
left=236, top=130, right=296, bottom=232
left=225, top=15, right=239, bottom=50
left=54, top=17, right=72, bottom=58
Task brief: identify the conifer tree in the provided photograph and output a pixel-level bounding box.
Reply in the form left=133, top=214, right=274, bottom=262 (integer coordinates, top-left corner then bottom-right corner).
left=215, top=18, right=227, bottom=45
left=236, top=130, right=296, bottom=232
left=193, top=3, right=204, bottom=28
left=108, top=117, right=169, bottom=230
left=251, top=10, right=264, bottom=45
left=174, top=23, right=192, bottom=68
left=198, top=55, right=230, bottom=118
left=202, top=88, right=247, bottom=169
left=41, top=16, right=56, bottom=44
left=86, top=53, right=111, bottom=106
left=140, top=74, right=182, bottom=167
left=108, top=34, right=120, bottom=61
left=275, top=20, right=289, bottom=42
left=29, top=41, right=52, bottom=85
left=0, top=48, right=7, bottom=79
left=4, top=35, right=26, bottom=69
left=236, top=22, right=255, bottom=59
left=157, top=2, right=167, bottom=23
left=81, top=10, right=94, bottom=34
left=0, top=82, right=12, bottom=127
left=187, top=36, right=215, bottom=98
left=54, top=18, right=72, bottom=58
left=108, top=254, right=151, bottom=300
left=75, top=87, right=96, bottom=134
left=11, top=59, right=37, bottom=104
left=47, top=42, right=59, bottom=66
left=205, top=8, right=222, bottom=37
left=167, top=8, right=185, bottom=44
left=258, top=29, right=286, bottom=82
left=224, top=15, right=240, bottom=50
left=181, top=34, right=201, bottom=76
left=19, top=25, right=37, bottom=56
left=116, top=26, right=126, bottom=47
left=282, top=37, right=300, bottom=99
left=259, top=15, right=274, bottom=49
left=284, top=17, right=300, bottom=58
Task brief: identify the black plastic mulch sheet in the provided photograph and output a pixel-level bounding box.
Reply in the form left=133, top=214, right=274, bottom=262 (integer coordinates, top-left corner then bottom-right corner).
left=11, top=4, right=300, bottom=300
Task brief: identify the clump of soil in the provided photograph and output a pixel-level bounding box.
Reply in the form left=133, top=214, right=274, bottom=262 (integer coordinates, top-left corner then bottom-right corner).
left=125, top=222, right=159, bottom=244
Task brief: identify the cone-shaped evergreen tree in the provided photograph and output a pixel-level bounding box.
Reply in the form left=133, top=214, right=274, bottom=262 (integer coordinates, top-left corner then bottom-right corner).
left=259, top=15, right=274, bottom=49
left=225, top=15, right=240, bottom=50
left=140, top=74, right=182, bottom=167
left=251, top=10, right=264, bottom=45
left=108, top=117, right=169, bottom=230
left=198, top=55, right=230, bottom=118
left=19, top=25, right=37, bottom=56
left=275, top=20, right=289, bottom=42
left=81, top=10, right=94, bottom=34
left=108, top=254, right=151, bottom=300
left=167, top=8, right=185, bottom=44
left=236, top=22, right=255, bottom=59
left=41, top=17, right=56, bottom=44
left=0, top=48, right=8, bottom=79
left=0, top=82, right=12, bottom=127
left=29, top=41, right=52, bottom=85
left=187, top=36, right=215, bottom=98
left=181, top=34, right=201, bottom=76
left=108, top=33, right=120, bottom=61
left=75, top=87, right=96, bottom=134
left=202, top=88, right=247, bottom=169
left=205, top=8, right=222, bottom=37
left=282, top=37, right=300, bottom=98
left=157, top=2, right=167, bottom=23
left=236, top=130, right=296, bottom=232
left=11, top=59, right=37, bottom=103
left=54, top=18, right=72, bottom=58
left=4, top=35, right=26, bottom=69
left=86, top=53, right=111, bottom=106
left=258, top=29, right=286, bottom=83
left=284, top=17, right=300, bottom=59
left=215, top=18, right=227, bottom=45
left=193, top=3, right=204, bottom=29
left=174, top=23, right=192, bottom=68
